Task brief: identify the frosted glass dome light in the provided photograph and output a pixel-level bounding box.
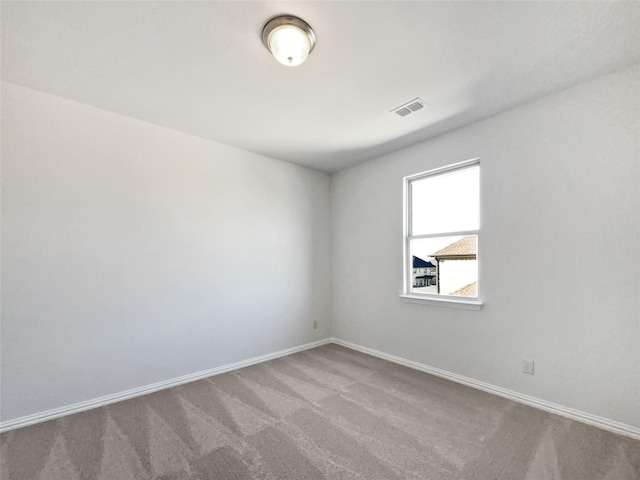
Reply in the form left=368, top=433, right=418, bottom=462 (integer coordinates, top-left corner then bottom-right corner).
left=262, top=16, right=316, bottom=67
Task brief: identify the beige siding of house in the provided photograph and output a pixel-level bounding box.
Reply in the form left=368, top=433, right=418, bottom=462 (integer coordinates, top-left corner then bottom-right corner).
left=438, top=259, right=477, bottom=295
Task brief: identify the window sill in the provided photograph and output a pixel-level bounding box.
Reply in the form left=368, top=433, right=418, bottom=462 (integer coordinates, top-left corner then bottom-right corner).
left=399, top=294, right=483, bottom=310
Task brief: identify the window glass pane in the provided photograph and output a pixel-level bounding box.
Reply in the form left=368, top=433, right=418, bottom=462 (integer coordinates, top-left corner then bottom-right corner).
left=411, top=165, right=479, bottom=236
left=410, top=235, right=477, bottom=297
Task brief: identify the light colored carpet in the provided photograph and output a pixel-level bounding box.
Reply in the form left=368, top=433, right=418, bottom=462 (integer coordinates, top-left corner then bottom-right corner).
left=1, top=344, right=639, bottom=479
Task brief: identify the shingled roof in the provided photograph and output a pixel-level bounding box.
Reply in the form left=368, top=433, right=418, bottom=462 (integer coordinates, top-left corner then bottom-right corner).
left=412, top=256, right=435, bottom=269
left=450, top=282, right=477, bottom=297
left=433, top=236, right=476, bottom=258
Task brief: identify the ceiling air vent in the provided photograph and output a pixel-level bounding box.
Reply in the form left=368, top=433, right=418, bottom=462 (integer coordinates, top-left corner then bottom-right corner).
left=391, top=98, right=427, bottom=117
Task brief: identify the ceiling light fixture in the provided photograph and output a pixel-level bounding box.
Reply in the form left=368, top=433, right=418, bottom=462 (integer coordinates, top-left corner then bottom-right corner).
left=262, top=15, right=316, bottom=67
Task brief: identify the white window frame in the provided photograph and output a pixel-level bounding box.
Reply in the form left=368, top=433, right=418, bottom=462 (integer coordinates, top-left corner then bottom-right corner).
left=400, top=158, right=483, bottom=310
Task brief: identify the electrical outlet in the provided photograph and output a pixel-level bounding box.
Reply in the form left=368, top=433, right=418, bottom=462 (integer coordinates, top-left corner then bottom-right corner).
left=313, top=320, right=318, bottom=330
left=522, top=360, right=535, bottom=375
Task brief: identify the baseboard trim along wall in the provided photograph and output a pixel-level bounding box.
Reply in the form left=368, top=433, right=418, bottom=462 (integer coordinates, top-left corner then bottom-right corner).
left=331, top=337, right=640, bottom=441
left=3, top=336, right=639, bottom=440
left=0, top=338, right=332, bottom=433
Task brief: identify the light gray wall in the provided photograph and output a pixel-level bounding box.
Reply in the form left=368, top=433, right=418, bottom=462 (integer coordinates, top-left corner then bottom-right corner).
left=332, top=65, right=640, bottom=428
left=3, top=65, right=639, bottom=430
left=1, top=82, right=332, bottom=422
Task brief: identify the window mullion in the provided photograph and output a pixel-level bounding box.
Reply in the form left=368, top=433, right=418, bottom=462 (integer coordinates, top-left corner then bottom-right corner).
left=408, top=230, right=479, bottom=241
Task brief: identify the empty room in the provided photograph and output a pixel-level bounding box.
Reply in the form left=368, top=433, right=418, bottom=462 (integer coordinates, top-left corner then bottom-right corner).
left=1, top=1, right=639, bottom=479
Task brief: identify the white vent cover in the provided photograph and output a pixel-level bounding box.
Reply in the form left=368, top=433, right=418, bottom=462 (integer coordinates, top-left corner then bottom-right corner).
left=391, top=98, right=427, bottom=117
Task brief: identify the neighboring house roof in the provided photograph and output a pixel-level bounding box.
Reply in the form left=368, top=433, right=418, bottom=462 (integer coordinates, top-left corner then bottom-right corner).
left=433, top=236, right=476, bottom=259
left=450, top=282, right=477, bottom=297
left=412, top=256, right=435, bottom=268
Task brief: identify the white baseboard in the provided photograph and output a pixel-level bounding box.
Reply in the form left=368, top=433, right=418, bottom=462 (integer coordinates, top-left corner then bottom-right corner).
left=331, top=337, right=640, bottom=441
left=4, top=336, right=638, bottom=441
left=0, top=338, right=332, bottom=433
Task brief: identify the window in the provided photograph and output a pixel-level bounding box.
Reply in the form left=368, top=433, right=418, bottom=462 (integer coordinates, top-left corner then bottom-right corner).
left=402, top=159, right=481, bottom=309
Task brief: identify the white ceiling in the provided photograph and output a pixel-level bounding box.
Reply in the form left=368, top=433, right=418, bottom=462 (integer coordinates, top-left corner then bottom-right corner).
left=2, top=1, right=639, bottom=172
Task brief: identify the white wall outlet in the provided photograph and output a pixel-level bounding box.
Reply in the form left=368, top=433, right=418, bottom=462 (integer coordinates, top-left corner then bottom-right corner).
left=313, top=320, right=318, bottom=330
left=522, top=360, right=535, bottom=375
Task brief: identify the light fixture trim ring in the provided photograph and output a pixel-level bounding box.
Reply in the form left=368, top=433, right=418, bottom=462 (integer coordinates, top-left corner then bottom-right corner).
left=261, top=15, right=316, bottom=55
